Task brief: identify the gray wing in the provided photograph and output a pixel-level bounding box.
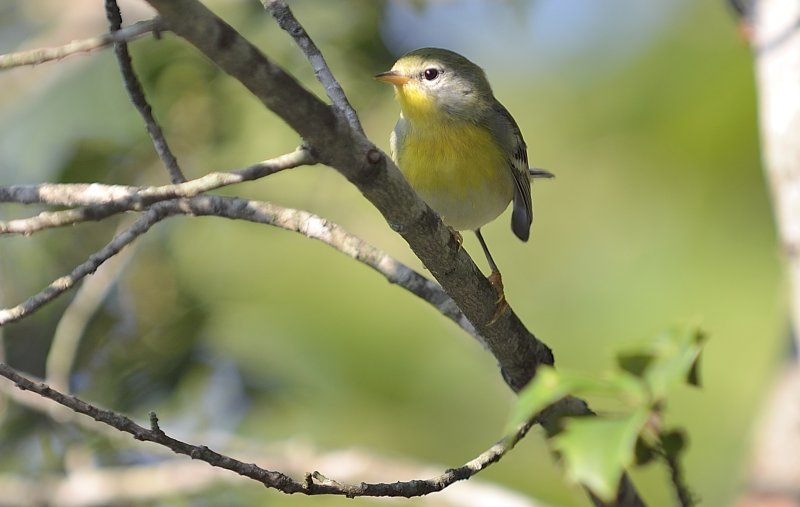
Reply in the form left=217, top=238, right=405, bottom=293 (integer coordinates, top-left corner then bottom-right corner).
left=487, top=102, right=532, bottom=242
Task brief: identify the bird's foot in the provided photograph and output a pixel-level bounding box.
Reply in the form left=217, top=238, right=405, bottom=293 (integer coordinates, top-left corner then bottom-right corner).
left=448, top=227, right=463, bottom=250
left=487, top=270, right=509, bottom=325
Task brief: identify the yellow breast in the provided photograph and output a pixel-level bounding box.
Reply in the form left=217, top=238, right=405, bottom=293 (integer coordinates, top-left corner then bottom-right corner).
left=394, top=87, right=514, bottom=231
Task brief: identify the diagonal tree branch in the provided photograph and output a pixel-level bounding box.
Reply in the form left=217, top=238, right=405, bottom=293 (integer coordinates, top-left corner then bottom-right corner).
left=0, top=19, right=162, bottom=71
left=143, top=0, right=551, bottom=396
left=0, top=2, right=645, bottom=505
left=120, top=2, right=644, bottom=504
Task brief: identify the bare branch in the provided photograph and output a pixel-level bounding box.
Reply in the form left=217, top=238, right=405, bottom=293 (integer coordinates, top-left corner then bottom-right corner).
left=0, top=203, right=174, bottom=326
left=0, top=19, right=161, bottom=71
left=174, top=195, right=477, bottom=342
left=662, top=443, right=694, bottom=507
left=0, top=2, right=646, bottom=504
left=105, top=0, right=185, bottom=183
left=0, top=363, right=534, bottom=499
left=0, top=362, right=303, bottom=491
left=0, top=147, right=315, bottom=234
left=264, top=0, right=364, bottom=135
left=0, top=374, right=125, bottom=438
left=302, top=419, right=534, bottom=498
left=145, top=0, right=344, bottom=159
left=0, top=192, right=474, bottom=341
left=0, top=358, right=547, bottom=507
left=125, top=3, right=648, bottom=503
left=0, top=205, right=122, bottom=235
left=144, top=0, right=552, bottom=395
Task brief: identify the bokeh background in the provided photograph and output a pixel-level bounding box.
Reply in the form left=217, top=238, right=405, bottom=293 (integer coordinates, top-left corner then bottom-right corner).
left=0, top=1, right=783, bottom=506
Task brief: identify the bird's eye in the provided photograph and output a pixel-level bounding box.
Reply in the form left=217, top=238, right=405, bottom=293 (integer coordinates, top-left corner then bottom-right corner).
left=423, top=68, right=440, bottom=81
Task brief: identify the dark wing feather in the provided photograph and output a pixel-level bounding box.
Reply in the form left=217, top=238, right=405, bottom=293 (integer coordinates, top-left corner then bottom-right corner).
left=487, top=102, right=532, bottom=242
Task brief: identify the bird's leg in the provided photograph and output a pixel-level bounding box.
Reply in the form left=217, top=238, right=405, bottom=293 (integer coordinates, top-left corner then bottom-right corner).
left=474, top=229, right=509, bottom=323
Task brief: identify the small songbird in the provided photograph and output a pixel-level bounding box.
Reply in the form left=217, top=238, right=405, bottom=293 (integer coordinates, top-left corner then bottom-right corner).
left=375, top=47, right=550, bottom=316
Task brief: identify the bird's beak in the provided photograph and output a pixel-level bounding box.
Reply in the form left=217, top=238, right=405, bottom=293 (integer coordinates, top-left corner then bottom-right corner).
left=374, top=70, right=410, bottom=86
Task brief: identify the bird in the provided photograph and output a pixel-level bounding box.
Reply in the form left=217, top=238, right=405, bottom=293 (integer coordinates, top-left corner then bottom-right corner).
left=375, top=47, right=550, bottom=320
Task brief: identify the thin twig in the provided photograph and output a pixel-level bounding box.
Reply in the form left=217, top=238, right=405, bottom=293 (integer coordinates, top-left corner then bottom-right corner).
left=176, top=195, right=478, bottom=342
left=0, top=363, right=532, bottom=498
left=0, top=376, right=125, bottom=438
left=0, top=203, right=175, bottom=326
left=264, top=0, right=364, bottom=135
left=0, top=362, right=303, bottom=491
left=105, top=0, right=185, bottom=184
left=0, top=193, right=474, bottom=342
left=663, top=447, right=695, bottom=507
left=0, top=148, right=314, bottom=206
left=0, top=147, right=315, bottom=234
left=0, top=19, right=161, bottom=71
left=0, top=205, right=124, bottom=235
left=0, top=363, right=547, bottom=507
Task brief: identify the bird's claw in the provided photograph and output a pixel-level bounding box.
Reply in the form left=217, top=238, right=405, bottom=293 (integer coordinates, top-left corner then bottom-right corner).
left=448, top=227, right=463, bottom=250
left=487, top=271, right=509, bottom=325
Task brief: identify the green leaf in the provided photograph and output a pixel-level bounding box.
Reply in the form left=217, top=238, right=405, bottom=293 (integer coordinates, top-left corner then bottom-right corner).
left=645, top=329, right=705, bottom=397
left=506, top=367, right=648, bottom=439
left=553, top=409, right=650, bottom=502
left=505, top=366, right=569, bottom=434
left=586, top=370, right=648, bottom=404
left=617, top=328, right=705, bottom=399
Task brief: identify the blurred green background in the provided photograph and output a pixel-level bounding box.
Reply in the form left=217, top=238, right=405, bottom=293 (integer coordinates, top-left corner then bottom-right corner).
left=0, top=0, right=784, bottom=506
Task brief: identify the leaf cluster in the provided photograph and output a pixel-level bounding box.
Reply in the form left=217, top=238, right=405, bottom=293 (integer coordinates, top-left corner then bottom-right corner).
left=507, top=328, right=705, bottom=503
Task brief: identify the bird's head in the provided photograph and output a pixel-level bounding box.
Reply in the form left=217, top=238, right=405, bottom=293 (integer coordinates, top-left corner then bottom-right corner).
left=375, top=47, right=493, bottom=123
